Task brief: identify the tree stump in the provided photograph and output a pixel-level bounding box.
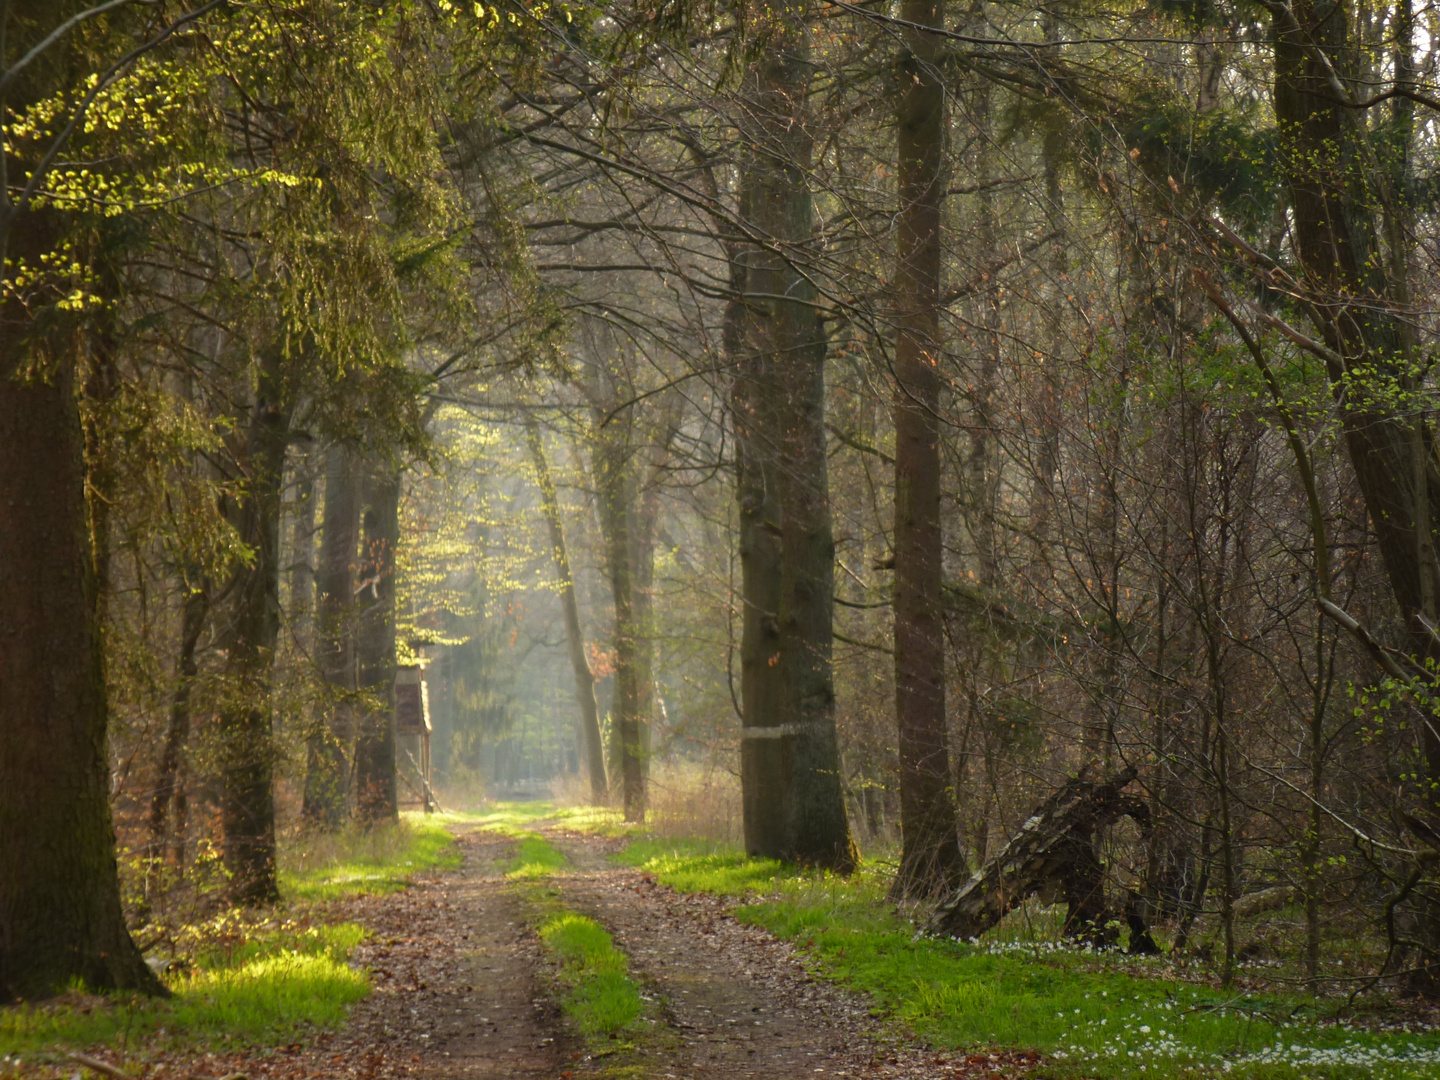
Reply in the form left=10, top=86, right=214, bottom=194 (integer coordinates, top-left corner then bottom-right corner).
left=926, top=767, right=1149, bottom=946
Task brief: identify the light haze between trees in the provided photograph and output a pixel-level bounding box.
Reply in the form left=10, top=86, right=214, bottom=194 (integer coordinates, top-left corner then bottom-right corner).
left=7, top=0, right=1440, bottom=1066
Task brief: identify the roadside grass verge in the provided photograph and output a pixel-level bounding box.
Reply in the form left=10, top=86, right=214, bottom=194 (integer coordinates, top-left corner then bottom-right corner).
left=0, top=920, right=368, bottom=1057
left=615, top=838, right=1440, bottom=1080
left=3, top=815, right=460, bottom=1061
left=279, top=813, right=460, bottom=900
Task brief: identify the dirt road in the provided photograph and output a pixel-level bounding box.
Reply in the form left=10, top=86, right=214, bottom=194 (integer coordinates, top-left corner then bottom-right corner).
left=245, top=824, right=1029, bottom=1080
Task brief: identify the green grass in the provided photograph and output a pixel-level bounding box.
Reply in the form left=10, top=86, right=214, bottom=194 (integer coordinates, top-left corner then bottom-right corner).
left=538, top=913, right=644, bottom=1037
left=466, top=801, right=563, bottom=837
left=613, top=836, right=782, bottom=893
left=506, top=833, right=568, bottom=880
left=616, top=839, right=1440, bottom=1080
left=4, top=814, right=469, bottom=1060
left=490, top=822, right=644, bottom=1041
left=549, top=804, right=646, bottom=838
left=279, top=814, right=460, bottom=900
left=0, top=922, right=368, bottom=1056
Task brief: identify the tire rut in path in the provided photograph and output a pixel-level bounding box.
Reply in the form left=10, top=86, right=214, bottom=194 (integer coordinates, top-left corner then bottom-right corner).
left=306, top=825, right=1030, bottom=1080
left=344, top=829, right=580, bottom=1080
left=546, top=830, right=1003, bottom=1080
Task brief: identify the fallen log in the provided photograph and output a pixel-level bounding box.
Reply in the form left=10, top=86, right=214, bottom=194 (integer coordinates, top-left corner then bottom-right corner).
left=926, top=767, right=1149, bottom=946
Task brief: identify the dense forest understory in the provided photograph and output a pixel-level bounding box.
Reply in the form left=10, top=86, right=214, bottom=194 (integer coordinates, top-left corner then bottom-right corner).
left=9, top=0, right=1440, bottom=1075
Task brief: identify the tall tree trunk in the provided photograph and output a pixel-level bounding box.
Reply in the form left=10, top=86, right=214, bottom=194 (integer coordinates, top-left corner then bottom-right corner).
left=890, top=0, right=965, bottom=901
left=730, top=6, right=856, bottom=871
left=149, top=584, right=210, bottom=863
left=218, top=353, right=292, bottom=905
left=526, top=418, right=608, bottom=802
left=0, top=200, right=162, bottom=997
left=355, top=464, right=400, bottom=826
left=304, top=443, right=361, bottom=829
left=287, top=447, right=318, bottom=655
left=632, top=447, right=665, bottom=781
left=966, top=85, right=1002, bottom=592
left=1270, top=0, right=1440, bottom=986
left=1027, top=24, right=1067, bottom=580
left=595, top=429, right=646, bottom=820
left=632, top=399, right=679, bottom=781
left=82, top=325, right=119, bottom=635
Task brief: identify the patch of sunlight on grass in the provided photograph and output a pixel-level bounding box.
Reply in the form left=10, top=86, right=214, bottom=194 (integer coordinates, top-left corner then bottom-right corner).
left=505, top=833, right=567, bottom=880
left=0, top=923, right=369, bottom=1056
left=538, top=913, right=642, bottom=1037
left=612, top=837, right=784, bottom=895
left=612, top=839, right=1440, bottom=1080
left=469, top=801, right=559, bottom=837
left=550, top=804, right=644, bottom=838
left=411, top=808, right=488, bottom=826
left=279, top=817, right=459, bottom=901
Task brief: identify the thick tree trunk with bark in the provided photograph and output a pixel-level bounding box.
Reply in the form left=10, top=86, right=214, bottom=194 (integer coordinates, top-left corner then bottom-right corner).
left=730, top=7, right=856, bottom=871
left=304, top=444, right=361, bottom=829
left=928, top=768, right=1148, bottom=944
left=527, top=419, right=608, bottom=802
left=218, top=357, right=292, bottom=905
left=890, top=0, right=965, bottom=901
left=1026, top=33, right=1067, bottom=578
left=82, top=336, right=119, bottom=633
left=354, top=465, right=400, bottom=825
left=0, top=196, right=162, bottom=998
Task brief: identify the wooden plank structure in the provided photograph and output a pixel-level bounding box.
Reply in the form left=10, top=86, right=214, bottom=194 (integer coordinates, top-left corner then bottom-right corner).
left=395, top=660, right=436, bottom=812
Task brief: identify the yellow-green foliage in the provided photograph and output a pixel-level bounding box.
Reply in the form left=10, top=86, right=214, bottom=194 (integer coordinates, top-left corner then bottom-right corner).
left=550, top=804, right=644, bottom=838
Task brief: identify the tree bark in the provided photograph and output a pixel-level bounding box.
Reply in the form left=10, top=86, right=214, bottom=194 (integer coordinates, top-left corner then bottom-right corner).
left=632, top=399, right=679, bottom=782
left=303, top=443, right=361, bottom=829
left=890, top=0, right=965, bottom=901
left=595, top=429, right=646, bottom=820
left=218, top=353, right=292, bottom=905
left=526, top=418, right=608, bottom=803
left=1269, top=0, right=1440, bottom=986
left=354, top=464, right=400, bottom=826
left=149, top=584, right=210, bottom=863
left=928, top=768, right=1147, bottom=944
left=1026, top=17, right=1067, bottom=578
left=287, top=447, right=318, bottom=655
left=730, top=6, right=857, bottom=871
left=0, top=197, right=162, bottom=997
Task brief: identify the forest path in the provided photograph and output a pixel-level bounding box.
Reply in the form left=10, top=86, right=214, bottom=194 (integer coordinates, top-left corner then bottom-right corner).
left=294, top=820, right=1026, bottom=1080
left=543, top=828, right=963, bottom=1080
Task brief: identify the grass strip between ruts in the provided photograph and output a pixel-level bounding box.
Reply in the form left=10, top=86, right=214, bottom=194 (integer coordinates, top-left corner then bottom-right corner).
left=539, top=913, right=645, bottom=1037
left=498, top=828, right=646, bottom=1041
left=612, top=836, right=1440, bottom=1080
